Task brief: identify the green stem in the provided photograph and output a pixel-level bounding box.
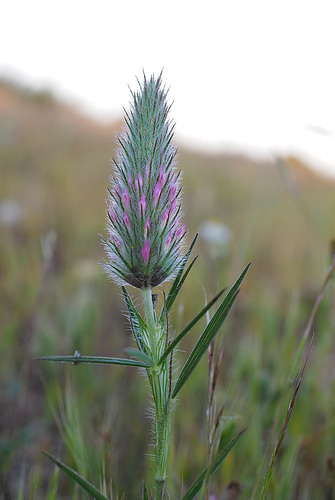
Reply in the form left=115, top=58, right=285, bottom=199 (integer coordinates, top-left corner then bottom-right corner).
left=152, top=367, right=171, bottom=500
left=142, top=287, right=172, bottom=500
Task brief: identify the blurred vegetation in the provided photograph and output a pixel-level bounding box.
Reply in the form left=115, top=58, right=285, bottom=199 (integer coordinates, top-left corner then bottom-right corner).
left=0, top=77, right=335, bottom=499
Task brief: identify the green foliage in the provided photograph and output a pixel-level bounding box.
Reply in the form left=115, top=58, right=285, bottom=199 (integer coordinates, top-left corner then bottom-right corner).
left=37, top=355, right=149, bottom=368
left=182, top=430, right=246, bottom=500
left=142, top=481, right=150, bottom=500
left=172, top=262, right=251, bottom=398
left=124, top=348, right=156, bottom=368
left=158, top=287, right=226, bottom=365
left=158, top=233, right=199, bottom=324
left=45, top=467, right=60, bottom=500
left=42, top=452, right=109, bottom=500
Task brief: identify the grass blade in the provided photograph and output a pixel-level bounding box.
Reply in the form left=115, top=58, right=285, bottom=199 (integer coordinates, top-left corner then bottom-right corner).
left=122, top=286, right=148, bottom=353
left=42, top=451, right=109, bottom=500
left=36, top=355, right=149, bottom=368
left=142, top=481, right=149, bottom=500
left=290, top=252, right=335, bottom=378
left=158, top=288, right=226, bottom=365
left=259, top=344, right=312, bottom=500
left=182, top=429, right=246, bottom=500
left=172, top=262, right=251, bottom=398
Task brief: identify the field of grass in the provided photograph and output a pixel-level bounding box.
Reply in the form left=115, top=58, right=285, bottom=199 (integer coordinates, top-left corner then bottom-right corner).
left=1, top=78, right=335, bottom=499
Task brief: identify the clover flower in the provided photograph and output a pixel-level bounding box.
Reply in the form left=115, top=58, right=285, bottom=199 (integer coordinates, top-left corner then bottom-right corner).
left=103, top=73, right=187, bottom=289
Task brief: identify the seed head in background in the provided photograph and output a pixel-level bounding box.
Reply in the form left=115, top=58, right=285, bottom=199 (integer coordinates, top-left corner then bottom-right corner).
left=102, top=72, right=187, bottom=289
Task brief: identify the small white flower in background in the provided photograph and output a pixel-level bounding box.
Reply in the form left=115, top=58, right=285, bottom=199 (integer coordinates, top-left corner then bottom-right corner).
left=199, top=219, right=232, bottom=259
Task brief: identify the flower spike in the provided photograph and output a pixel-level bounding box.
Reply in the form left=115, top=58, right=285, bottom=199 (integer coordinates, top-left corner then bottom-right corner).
left=102, top=73, right=187, bottom=289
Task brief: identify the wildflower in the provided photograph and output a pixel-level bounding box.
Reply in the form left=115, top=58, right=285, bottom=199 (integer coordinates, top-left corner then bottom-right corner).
left=141, top=238, right=151, bottom=265
left=103, top=73, right=187, bottom=289
left=139, top=193, right=146, bottom=216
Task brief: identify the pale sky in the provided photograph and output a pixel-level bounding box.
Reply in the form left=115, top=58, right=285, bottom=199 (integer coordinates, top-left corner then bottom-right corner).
left=1, top=0, right=335, bottom=177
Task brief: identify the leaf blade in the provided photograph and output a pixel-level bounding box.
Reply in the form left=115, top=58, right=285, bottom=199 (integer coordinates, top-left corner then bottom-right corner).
left=182, top=430, right=246, bottom=500
left=36, top=355, right=149, bottom=368
left=42, top=451, right=109, bottom=500
left=124, top=348, right=155, bottom=368
left=142, top=481, right=149, bottom=500
left=172, top=290, right=239, bottom=398
left=172, top=262, right=251, bottom=398
left=159, top=233, right=198, bottom=324
left=158, top=287, right=226, bottom=365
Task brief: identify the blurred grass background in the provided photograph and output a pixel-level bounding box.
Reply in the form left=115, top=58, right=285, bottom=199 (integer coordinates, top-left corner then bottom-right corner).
left=1, top=77, right=335, bottom=499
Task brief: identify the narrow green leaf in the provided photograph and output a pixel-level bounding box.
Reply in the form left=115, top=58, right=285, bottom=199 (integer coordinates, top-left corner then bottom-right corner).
left=172, top=290, right=238, bottom=398
left=172, top=262, right=251, bottom=398
left=122, top=286, right=148, bottom=353
left=159, top=233, right=198, bottom=324
left=158, top=288, right=226, bottom=365
left=46, top=466, right=59, bottom=500
left=36, top=355, right=149, bottom=368
left=125, top=348, right=155, bottom=368
left=182, top=430, right=246, bottom=500
left=42, top=451, right=109, bottom=500
left=218, top=420, right=237, bottom=452
left=166, top=255, right=198, bottom=312
left=142, top=481, right=149, bottom=500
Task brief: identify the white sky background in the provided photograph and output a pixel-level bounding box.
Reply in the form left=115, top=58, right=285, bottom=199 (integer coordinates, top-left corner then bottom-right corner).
left=1, top=0, right=335, bottom=177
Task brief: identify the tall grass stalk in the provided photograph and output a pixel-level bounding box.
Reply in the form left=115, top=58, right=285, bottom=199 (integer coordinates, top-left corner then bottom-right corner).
left=259, top=249, right=335, bottom=499
left=291, top=248, right=335, bottom=378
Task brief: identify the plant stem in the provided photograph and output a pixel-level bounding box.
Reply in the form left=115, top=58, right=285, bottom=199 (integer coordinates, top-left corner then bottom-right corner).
left=153, top=380, right=171, bottom=500
left=142, top=287, right=172, bottom=500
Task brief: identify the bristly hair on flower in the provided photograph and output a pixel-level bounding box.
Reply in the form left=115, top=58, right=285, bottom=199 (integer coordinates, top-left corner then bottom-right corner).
left=102, top=72, right=187, bottom=289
